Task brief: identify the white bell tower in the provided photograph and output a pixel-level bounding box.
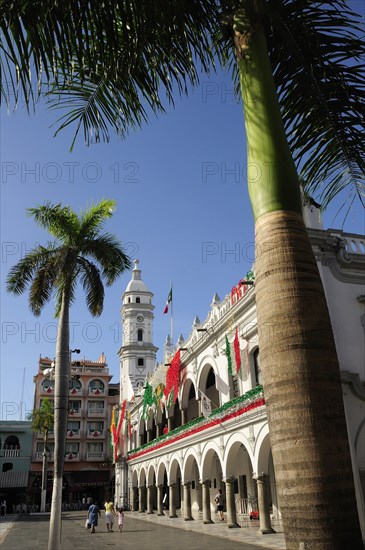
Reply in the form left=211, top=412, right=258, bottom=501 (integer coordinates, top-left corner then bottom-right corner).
left=118, top=259, right=158, bottom=401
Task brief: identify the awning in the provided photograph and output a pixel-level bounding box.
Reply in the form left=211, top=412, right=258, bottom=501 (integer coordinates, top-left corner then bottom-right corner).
left=0, top=471, right=29, bottom=488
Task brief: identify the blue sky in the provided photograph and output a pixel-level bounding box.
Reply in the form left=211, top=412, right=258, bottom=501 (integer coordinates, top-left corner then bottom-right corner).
left=1, top=58, right=364, bottom=420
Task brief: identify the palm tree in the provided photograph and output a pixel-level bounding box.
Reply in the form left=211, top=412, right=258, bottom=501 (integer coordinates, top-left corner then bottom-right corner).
left=28, top=397, right=54, bottom=513
left=7, top=199, right=131, bottom=550
left=2, top=2, right=364, bottom=548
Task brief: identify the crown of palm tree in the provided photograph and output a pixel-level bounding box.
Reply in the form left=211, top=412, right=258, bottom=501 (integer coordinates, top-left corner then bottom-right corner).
left=6, top=199, right=131, bottom=317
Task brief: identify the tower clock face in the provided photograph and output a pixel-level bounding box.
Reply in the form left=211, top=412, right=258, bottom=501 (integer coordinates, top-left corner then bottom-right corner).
left=137, top=315, right=144, bottom=322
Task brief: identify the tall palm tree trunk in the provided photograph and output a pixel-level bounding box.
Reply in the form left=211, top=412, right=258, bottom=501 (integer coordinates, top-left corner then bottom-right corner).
left=255, top=211, right=362, bottom=549
left=234, top=7, right=363, bottom=549
left=48, top=289, right=71, bottom=550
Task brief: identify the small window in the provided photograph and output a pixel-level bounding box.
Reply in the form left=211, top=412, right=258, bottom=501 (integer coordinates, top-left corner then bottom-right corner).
left=128, top=297, right=131, bottom=303
left=137, top=329, right=143, bottom=342
left=138, top=358, right=144, bottom=367
left=69, top=378, right=82, bottom=391
left=2, top=463, right=13, bottom=473
left=69, top=400, right=81, bottom=413
left=136, top=297, right=140, bottom=303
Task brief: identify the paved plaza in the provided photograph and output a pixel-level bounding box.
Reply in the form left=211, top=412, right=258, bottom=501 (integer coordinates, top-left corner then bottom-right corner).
left=0, top=511, right=286, bottom=549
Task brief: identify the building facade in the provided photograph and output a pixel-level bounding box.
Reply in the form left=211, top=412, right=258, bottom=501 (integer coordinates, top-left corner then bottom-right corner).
left=0, top=420, right=32, bottom=512
left=115, top=205, right=365, bottom=540
left=30, top=354, right=119, bottom=508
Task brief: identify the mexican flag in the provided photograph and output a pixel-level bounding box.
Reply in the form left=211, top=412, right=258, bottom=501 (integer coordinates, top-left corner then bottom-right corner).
left=225, top=327, right=241, bottom=375
left=163, top=287, right=172, bottom=314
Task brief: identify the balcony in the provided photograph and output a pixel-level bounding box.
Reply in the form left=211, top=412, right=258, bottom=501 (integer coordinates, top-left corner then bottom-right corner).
left=87, top=430, right=104, bottom=438
left=68, top=409, right=81, bottom=417
left=87, top=409, right=105, bottom=417
left=88, top=388, right=105, bottom=396
left=41, top=386, right=54, bottom=395
left=66, top=430, right=80, bottom=438
left=86, top=452, right=104, bottom=460
left=65, top=452, right=79, bottom=461
left=35, top=451, right=54, bottom=460
left=69, top=387, right=82, bottom=396
left=1, top=449, right=20, bottom=458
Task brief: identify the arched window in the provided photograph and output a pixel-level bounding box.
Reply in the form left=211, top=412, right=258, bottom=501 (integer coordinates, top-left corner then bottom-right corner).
left=253, top=348, right=261, bottom=385
left=89, top=379, right=105, bottom=394
left=206, top=368, right=216, bottom=388
left=69, top=378, right=82, bottom=391
left=4, top=436, right=20, bottom=450
left=136, top=297, right=140, bottom=303
left=42, top=378, right=55, bottom=392
left=137, top=329, right=143, bottom=342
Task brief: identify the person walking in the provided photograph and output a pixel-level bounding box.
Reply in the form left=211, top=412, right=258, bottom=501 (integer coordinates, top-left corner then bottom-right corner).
left=116, top=506, right=125, bottom=533
left=104, top=498, right=115, bottom=532
left=214, top=489, right=225, bottom=522
left=88, top=500, right=101, bottom=534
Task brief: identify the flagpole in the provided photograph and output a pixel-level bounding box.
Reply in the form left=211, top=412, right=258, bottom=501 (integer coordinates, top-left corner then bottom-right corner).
left=170, top=281, right=174, bottom=349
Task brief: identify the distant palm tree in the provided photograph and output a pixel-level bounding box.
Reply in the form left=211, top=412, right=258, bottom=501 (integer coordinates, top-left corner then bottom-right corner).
left=7, top=199, right=131, bottom=550
left=28, top=397, right=54, bottom=512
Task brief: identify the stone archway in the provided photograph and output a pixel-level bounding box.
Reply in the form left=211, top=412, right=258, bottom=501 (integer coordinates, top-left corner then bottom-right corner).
left=201, top=446, right=223, bottom=523
left=183, top=452, right=201, bottom=520
left=168, top=457, right=182, bottom=518
left=224, top=438, right=255, bottom=526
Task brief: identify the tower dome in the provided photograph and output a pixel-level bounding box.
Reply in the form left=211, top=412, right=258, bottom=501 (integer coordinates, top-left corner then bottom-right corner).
left=125, top=259, right=149, bottom=293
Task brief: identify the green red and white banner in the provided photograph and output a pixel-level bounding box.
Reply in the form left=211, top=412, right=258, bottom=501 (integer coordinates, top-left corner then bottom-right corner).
left=225, top=327, right=241, bottom=375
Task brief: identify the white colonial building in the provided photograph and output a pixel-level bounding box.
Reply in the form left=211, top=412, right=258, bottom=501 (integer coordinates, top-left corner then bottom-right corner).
left=114, top=204, right=365, bottom=539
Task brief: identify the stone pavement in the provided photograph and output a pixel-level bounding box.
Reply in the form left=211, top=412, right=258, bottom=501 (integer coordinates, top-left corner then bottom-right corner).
left=0, top=511, right=286, bottom=550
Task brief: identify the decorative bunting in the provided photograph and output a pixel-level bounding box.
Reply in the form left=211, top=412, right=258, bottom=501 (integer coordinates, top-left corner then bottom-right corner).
left=110, top=400, right=127, bottom=463
left=225, top=327, right=241, bottom=374
left=164, top=349, right=181, bottom=404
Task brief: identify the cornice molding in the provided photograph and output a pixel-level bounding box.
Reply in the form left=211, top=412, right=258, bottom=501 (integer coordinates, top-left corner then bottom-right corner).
left=341, top=371, right=365, bottom=401
left=308, top=229, right=365, bottom=284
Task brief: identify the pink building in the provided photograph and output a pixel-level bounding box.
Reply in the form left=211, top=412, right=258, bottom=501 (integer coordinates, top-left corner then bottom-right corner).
left=30, top=354, right=118, bottom=508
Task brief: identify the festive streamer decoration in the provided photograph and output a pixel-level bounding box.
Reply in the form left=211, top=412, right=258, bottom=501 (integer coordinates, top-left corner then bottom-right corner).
left=164, top=349, right=181, bottom=404
left=225, top=327, right=241, bottom=374
left=127, top=411, right=133, bottom=440
left=142, top=381, right=155, bottom=418
left=128, top=386, right=264, bottom=460
left=110, top=400, right=127, bottom=463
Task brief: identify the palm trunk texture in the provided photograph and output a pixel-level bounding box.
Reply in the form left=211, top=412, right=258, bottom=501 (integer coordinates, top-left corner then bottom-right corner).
left=234, top=6, right=363, bottom=548
left=255, top=211, right=362, bottom=549
left=48, top=291, right=71, bottom=550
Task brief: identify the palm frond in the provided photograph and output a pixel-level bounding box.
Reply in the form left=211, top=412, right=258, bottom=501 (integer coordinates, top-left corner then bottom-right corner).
left=81, top=234, right=132, bottom=285
left=265, top=0, right=365, bottom=207
left=28, top=257, right=59, bottom=315
left=78, top=199, right=117, bottom=239
left=77, top=257, right=104, bottom=316
left=28, top=202, right=80, bottom=241
left=219, top=0, right=365, bottom=209
left=6, top=244, right=57, bottom=295
left=2, top=0, right=220, bottom=144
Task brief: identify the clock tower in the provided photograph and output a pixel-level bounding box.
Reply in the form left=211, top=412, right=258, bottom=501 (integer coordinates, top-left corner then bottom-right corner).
left=118, top=259, right=158, bottom=401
